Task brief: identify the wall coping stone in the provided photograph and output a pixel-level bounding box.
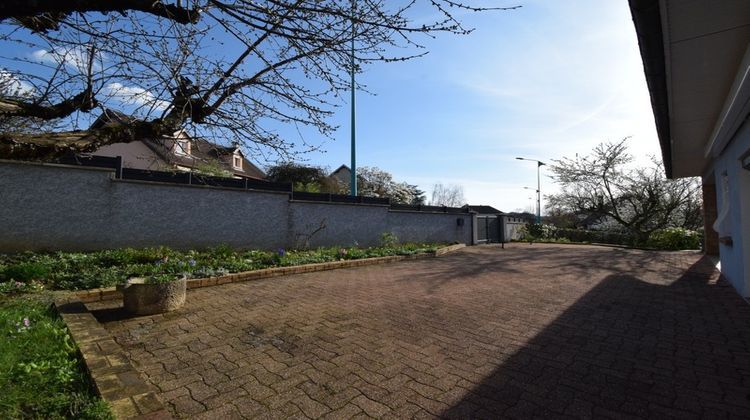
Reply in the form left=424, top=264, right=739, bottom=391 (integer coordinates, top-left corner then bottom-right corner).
left=112, top=178, right=291, bottom=196
left=0, top=158, right=115, bottom=173
left=387, top=209, right=475, bottom=215
left=288, top=199, right=390, bottom=207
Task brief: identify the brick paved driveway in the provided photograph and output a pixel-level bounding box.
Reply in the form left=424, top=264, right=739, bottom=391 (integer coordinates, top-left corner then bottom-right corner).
left=91, top=244, right=750, bottom=419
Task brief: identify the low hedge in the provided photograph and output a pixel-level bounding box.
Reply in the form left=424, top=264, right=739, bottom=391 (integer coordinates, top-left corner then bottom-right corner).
left=519, top=224, right=701, bottom=250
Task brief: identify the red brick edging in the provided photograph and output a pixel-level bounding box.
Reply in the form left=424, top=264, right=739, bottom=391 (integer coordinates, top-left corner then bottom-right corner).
left=54, top=301, right=170, bottom=419
left=66, top=243, right=466, bottom=304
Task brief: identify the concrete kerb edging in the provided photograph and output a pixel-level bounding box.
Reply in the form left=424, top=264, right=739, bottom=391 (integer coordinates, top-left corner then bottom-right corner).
left=53, top=301, right=171, bottom=420
left=61, top=243, right=467, bottom=304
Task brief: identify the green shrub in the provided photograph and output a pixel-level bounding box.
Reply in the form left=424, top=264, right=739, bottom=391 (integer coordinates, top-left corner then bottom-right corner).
left=647, top=228, right=701, bottom=250
left=550, top=228, right=635, bottom=246
left=380, top=232, right=399, bottom=247
left=145, top=274, right=183, bottom=284
left=527, top=223, right=544, bottom=239
left=1, top=262, right=51, bottom=283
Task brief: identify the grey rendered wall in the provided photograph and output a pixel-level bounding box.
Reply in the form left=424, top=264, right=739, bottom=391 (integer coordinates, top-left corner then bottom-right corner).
left=386, top=211, right=472, bottom=246
left=1, top=161, right=117, bottom=251
left=0, top=160, right=289, bottom=252
left=108, top=179, right=289, bottom=250
left=0, top=160, right=473, bottom=252
left=288, top=201, right=390, bottom=248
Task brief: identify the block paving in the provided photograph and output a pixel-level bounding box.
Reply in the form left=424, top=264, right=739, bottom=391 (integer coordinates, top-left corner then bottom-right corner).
left=88, top=244, right=750, bottom=418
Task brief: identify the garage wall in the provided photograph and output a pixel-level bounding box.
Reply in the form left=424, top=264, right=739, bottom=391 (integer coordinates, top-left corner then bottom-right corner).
left=710, top=121, right=750, bottom=296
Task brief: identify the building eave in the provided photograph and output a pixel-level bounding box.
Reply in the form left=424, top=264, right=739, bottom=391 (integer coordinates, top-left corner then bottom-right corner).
left=629, top=0, right=673, bottom=178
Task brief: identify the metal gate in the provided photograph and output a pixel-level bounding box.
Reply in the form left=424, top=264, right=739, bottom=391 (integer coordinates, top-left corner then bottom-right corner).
left=477, top=215, right=501, bottom=243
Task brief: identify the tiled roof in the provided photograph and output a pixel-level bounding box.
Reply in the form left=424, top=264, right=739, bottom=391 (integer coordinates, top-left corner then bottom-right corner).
left=90, top=110, right=265, bottom=180
left=463, top=205, right=504, bottom=215
left=143, top=137, right=265, bottom=180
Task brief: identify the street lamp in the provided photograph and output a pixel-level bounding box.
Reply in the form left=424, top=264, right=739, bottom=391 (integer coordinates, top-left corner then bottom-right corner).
left=516, top=157, right=546, bottom=224
left=349, top=0, right=357, bottom=197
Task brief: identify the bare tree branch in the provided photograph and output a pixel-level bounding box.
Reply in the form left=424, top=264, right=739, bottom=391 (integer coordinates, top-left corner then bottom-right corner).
left=0, top=1, right=518, bottom=160
left=2, top=0, right=201, bottom=32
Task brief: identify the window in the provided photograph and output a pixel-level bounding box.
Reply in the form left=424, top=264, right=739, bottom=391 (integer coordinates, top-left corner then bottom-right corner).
left=174, top=139, right=190, bottom=156
left=233, top=154, right=243, bottom=170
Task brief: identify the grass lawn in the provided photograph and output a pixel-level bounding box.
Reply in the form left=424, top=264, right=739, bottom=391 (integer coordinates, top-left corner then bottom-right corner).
left=0, top=295, right=112, bottom=419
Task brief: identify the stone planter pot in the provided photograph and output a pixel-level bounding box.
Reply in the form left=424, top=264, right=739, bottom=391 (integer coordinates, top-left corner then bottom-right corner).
left=118, top=276, right=187, bottom=315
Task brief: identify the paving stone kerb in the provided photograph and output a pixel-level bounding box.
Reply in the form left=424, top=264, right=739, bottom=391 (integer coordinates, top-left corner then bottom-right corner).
left=65, top=244, right=465, bottom=304
left=55, top=301, right=171, bottom=419
left=85, top=243, right=750, bottom=419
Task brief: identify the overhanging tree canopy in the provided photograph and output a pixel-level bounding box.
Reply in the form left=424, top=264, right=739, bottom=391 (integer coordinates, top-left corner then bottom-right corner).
left=0, top=1, right=517, bottom=160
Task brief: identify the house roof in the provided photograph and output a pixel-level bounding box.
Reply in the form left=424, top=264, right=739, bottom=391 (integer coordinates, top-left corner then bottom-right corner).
left=629, top=0, right=750, bottom=178
left=462, top=205, right=503, bottom=215
left=144, top=136, right=266, bottom=180
left=90, top=110, right=266, bottom=180
left=504, top=212, right=535, bottom=220
left=89, top=109, right=138, bottom=129
left=330, top=164, right=351, bottom=176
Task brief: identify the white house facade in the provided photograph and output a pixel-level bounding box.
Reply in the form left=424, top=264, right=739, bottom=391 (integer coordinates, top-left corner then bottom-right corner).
left=630, top=0, right=750, bottom=295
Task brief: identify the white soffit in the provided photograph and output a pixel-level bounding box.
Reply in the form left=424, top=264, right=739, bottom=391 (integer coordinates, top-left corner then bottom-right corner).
left=664, top=0, right=750, bottom=177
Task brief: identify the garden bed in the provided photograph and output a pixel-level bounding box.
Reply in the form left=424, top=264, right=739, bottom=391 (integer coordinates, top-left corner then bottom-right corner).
left=0, top=243, right=447, bottom=294
left=0, top=243, right=463, bottom=418
left=0, top=295, right=112, bottom=419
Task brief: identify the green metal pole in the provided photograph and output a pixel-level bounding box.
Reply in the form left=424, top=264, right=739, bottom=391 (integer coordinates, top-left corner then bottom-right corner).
left=349, top=0, right=357, bottom=197
left=536, top=162, right=541, bottom=224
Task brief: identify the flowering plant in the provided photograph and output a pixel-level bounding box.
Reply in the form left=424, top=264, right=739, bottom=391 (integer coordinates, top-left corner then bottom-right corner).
left=0, top=280, right=45, bottom=294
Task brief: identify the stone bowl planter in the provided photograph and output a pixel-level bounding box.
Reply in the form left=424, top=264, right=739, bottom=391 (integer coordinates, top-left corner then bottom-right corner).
left=118, top=276, right=187, bottom=315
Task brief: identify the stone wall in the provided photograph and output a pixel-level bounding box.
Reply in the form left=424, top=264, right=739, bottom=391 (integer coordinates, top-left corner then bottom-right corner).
left=0, top=160, right=474, bottom=252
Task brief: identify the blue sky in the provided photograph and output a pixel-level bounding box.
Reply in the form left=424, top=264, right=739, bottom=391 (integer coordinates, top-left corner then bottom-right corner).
left=307, top=0, right=661, bottom=212
left=2, top=1, right=660, bottom=213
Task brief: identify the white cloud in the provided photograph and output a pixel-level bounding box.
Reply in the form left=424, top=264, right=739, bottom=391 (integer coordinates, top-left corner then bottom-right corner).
left=103, top=82, right=170, bottom=111
left=30, top=47, right=103, bottom=73
left=0, top=70, right=35, bottom=97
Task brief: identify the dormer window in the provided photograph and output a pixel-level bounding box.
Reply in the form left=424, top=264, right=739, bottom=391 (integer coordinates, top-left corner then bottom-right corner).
left=174, top=139, right=191, bottom=156
left=233, top=153, right=243, bottom=170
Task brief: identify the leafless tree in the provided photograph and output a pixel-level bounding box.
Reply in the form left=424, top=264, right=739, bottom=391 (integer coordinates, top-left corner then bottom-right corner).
left=429, top=183, right=465, bottom=207
left=546, top=139, right=702, bottom=242
left=0, top=1, right=518, bottom=160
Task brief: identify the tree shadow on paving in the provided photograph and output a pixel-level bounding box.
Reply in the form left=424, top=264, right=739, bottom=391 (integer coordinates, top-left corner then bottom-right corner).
left=397, top=244, right=679, bottom=296
left=440, top=255, right=750, bottom=419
